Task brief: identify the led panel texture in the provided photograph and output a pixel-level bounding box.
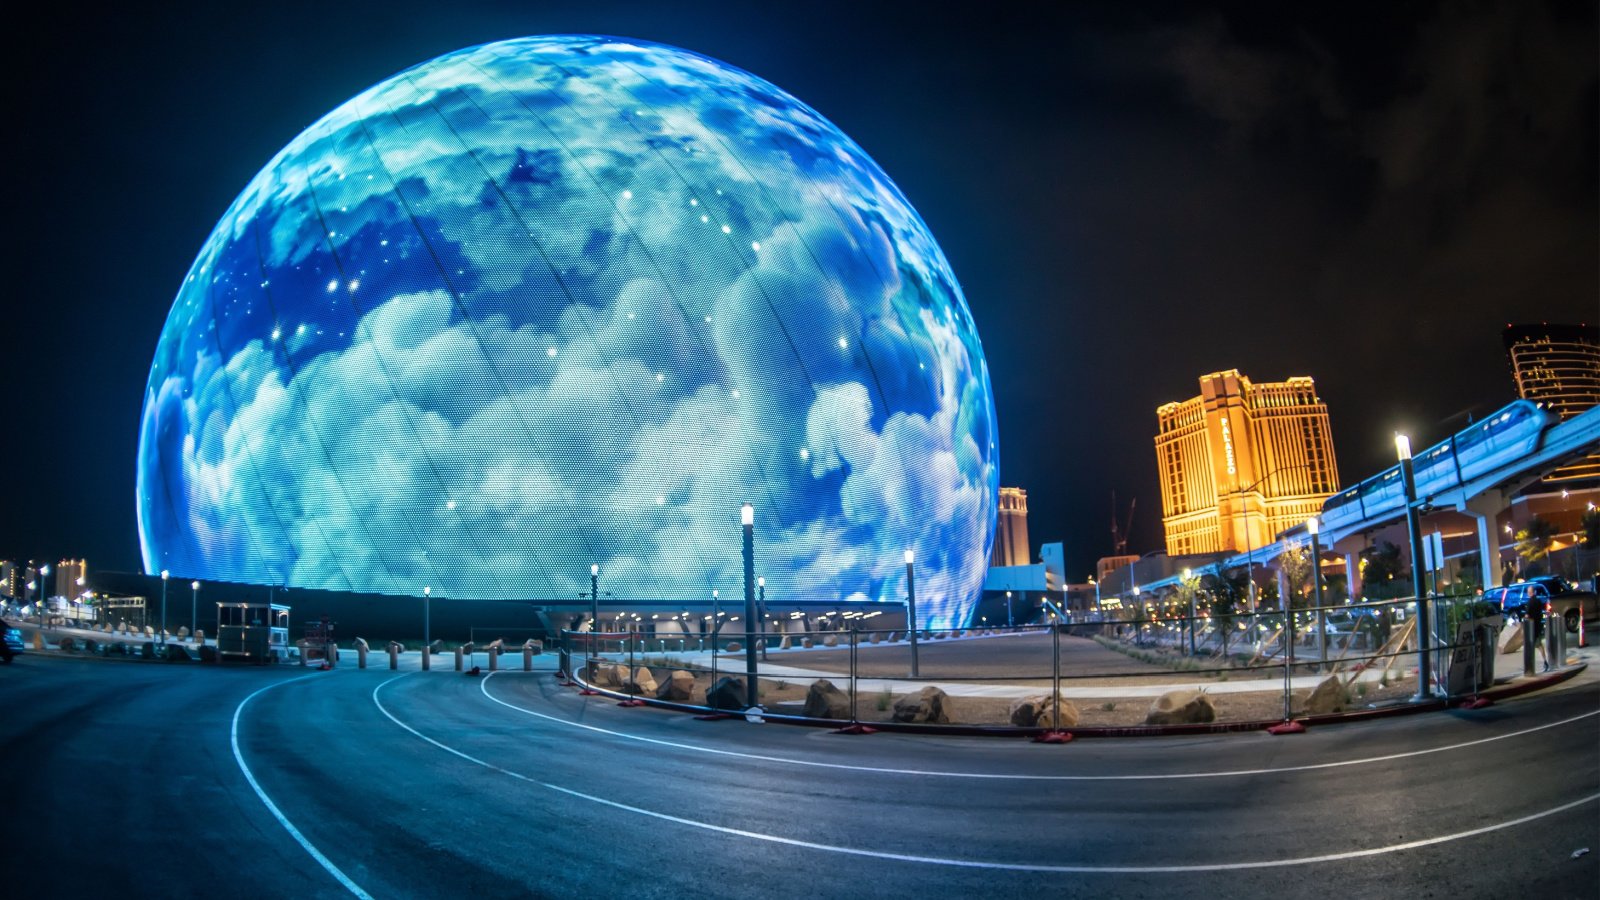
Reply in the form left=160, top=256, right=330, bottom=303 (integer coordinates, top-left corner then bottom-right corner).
left=138, top=36, right=998, bottom=627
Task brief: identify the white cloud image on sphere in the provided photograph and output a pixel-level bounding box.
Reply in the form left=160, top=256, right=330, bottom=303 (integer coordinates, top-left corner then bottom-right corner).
left=137, top=36, right=999, bottom=628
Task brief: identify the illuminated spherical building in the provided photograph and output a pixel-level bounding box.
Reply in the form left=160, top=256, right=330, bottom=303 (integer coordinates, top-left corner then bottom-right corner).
left=138, top=36, right=998, bottom=627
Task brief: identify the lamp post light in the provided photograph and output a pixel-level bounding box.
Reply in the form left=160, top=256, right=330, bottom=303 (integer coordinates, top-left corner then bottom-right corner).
left=905, top=549, right=920, bottom=678
left=1089, top=577, right=1101, bottom=620
left=1307, top=517, right=1327, bottom=671
left=41, top=563, right=52, bottom=627
left=741, top=502, right=759, bottom=709
left=1396, top=434, right=1434, bottom=699
left=190, top=581, right=200, bottom=638
left=159, top=569, right=169, bottom=646
left=589, top=563, right=600, bottom=656
left=1005, top=590, right=1014, bottom=629
left=423, top=585, right=431, bottom=654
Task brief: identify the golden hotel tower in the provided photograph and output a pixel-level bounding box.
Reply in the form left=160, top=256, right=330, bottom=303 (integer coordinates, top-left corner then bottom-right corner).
left=1155, top=370, right=1339, bottom=556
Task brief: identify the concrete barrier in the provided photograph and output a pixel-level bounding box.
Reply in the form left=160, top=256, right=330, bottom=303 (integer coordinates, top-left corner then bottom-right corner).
left=355, top=637, right=370, bottom=669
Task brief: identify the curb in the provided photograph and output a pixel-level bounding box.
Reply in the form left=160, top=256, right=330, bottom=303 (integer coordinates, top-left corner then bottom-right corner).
left=562, top=662, right=1588, bottom=739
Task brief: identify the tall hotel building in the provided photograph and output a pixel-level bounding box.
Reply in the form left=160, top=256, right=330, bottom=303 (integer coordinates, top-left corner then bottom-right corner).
left=1155, top=370, right=1340, bottom=556
left=1503, top=323, right=1600, bottom=483
left=990, top=487, right=1032, bottom=567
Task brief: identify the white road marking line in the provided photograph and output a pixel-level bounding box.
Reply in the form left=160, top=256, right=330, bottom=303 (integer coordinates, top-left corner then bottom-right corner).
left=232, top=674, right=373, bottom=899
left=372, top=676, right=1600, bottom=873
left=477, top=672, right=1600, bottom=781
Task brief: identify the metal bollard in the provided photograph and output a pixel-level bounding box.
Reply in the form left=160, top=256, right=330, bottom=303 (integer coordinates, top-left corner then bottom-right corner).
left=388, top=642, right=400, bottom=670
left=523, top=644, right=534, bottom=671
left=1546, top=616, right=1566, bottom=669
left=1523, top=617, right=1536, bottom=676
left=356, top=641, right=369, bottom=669
left=455, top=646, right=465, bottom=672
left=489, top=646, right=499, bottom=672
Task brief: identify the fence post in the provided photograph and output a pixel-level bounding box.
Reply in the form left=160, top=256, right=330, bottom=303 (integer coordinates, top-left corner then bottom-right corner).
left=849, top=626, right=859, bottom=725
left=1051, top=621, right=1062, bottom=731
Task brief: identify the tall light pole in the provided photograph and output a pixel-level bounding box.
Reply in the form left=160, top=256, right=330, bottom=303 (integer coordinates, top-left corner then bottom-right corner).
left=159, top=569, right=169, bottom=646
left=741, top=502, right=759, bottom=709
left=1396, top=434, right=1433, bottom=698
left=1089, top=577, right=1100, bottom=619
left=41, top=563, right=52, bottom=626
left=589, top=563, right=600, bottom=654
left=423, top=585, right=431, bottom=652
left=190, top=581, right=200, bottom=638
left=1005, top=590, right=1014, bottom=629
left=905, top=549, right=919, bottom=678
left=1307, top=517, right=1327, bottom=670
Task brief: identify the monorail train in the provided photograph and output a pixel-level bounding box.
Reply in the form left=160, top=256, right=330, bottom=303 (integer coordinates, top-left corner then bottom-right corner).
left=1318, top=400, right=1558, bottom=533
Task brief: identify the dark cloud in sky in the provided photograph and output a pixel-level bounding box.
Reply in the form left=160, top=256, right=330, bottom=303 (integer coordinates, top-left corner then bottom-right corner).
left=6, top=1, right=1595, bottom=585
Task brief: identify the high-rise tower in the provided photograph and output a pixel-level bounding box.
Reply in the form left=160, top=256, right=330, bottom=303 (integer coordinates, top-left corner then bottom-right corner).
left=1155, top=370, right=1339, bottom=556
left=1503, top=323, right=1600, bottom=483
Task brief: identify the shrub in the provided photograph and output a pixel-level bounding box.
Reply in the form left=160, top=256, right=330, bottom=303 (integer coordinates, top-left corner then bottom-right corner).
left=1101, top=701, right=1116, bottom=712
left=875, top=687, right=893, bottom=711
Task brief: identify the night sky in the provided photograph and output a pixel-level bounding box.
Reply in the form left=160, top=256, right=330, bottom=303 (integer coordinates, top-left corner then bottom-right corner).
left=9, top=1, right=1596, bottom=583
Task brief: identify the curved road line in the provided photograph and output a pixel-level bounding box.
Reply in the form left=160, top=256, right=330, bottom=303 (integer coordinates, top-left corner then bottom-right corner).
left=372, top=674, right=1600, bottom=874
left=232, top=674, right=374, bottom=900
left=479, top=672, right=1600, bottom=781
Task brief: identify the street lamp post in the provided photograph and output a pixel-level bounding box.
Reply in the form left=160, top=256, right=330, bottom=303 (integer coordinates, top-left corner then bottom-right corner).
left=741, top=502, right=759, bottom=709
left=41, top=563, right=52, bottom=627
left=905, top=549, right=920, bottom=678
left=1005, top=590, right=1013, bottom=629
left=589, top=564, right=600, bottom=658
left=423, top=584, right=431, bottom=650
left=1396, top=434, right=1434, bottom=699
left=1308, top=517, right=1327, bottom=670
left=190, top=581, right=199, bottom=638
left=159, top=569, right=169, bottom=646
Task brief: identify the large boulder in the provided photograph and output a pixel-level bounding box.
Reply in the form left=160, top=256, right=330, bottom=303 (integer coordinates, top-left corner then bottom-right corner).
left=1144, top=690, right=1217, bottom=725
left=802, top=679, right=851, bottom=719
left=624, top=667, right=658, bottom=695
left=706, top=676, right=746, bottom=711
left=868, top=632, right=882, bottom=644
left=800, top=638, right=814, bottom=649
left=1303, top=676, right=1349, bottom=715
left=778, top=636, right=791, bottom=650
left=1501, top=627, right=1524, bottom=654
left=822, top=634, right=838, bottom=647
left=656, top=670, right=695, bottom=702
left=892, top=686, right=952, bottom=724
left=1008, top=694, right=1081, bottom=728
left=725, top=641, right=742, bottom=653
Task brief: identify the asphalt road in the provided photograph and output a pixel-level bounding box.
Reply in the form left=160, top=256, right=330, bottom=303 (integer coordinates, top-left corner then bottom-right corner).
left=2, top=651, right=1596, bottom=899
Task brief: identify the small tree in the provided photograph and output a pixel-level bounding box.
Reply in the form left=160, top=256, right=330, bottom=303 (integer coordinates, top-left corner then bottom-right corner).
left=1514, top=516, right=1557, bottom=576
left=1172, top=571, right=1203, bottom=655
left=1202, top=564, right=1249, bottom=658
left=1277, top=542, right=1314, bottom=610
left=1360, top=540, right=1407, bottom=599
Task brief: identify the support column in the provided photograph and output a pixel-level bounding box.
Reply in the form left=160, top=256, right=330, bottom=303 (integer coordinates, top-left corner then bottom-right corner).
left=1459, top=492, right=1508, bottom=590
left=1344, top=553, right=1363, bottom=600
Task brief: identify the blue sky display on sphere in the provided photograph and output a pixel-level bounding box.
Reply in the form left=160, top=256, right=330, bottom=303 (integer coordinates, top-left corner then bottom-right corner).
left=137, top=35, right=999, bottom=627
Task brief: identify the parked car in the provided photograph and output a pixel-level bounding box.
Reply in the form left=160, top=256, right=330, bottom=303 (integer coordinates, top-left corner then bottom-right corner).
left=1487, top=577, right=1598, bottom=634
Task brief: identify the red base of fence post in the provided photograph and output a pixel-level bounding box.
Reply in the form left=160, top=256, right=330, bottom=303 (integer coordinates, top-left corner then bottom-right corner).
left=831, top=723, right=878, bottom=735
left=1267, top=720, right=1307, bottom=735
left=1456, top=697, right=1494, bottom=709
left=578, top=688, right=601, bottom=695
left=617, top=698, right=647, bottom=707
left=1032, top=730, right=1073, bottom=744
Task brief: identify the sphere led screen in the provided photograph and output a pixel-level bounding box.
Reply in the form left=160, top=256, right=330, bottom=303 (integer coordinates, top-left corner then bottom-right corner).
left=138, top=36, right=998, bottom=627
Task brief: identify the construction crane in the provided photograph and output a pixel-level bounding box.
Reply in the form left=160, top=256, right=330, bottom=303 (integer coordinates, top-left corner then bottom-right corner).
left=1110, top=492, right=1137, bottom=556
